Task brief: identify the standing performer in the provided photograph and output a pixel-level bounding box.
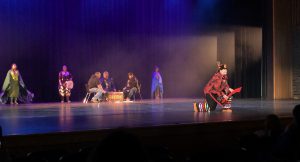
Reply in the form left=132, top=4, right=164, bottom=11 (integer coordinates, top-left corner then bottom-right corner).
left=151, top=66, right=163, bottom=99
left=123, top=72, right=139, bottom=101
left=0, top=63, right=34, bottom=104
left=203, top=63, right=234, bottom=111
left=58, top=65, right=73, bottom=103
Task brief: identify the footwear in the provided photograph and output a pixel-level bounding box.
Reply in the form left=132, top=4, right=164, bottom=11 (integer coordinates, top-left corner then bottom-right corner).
left=67, top=100, right=71, bottom=103
left=224, top=104, right=231, bottom=109
left=91, top=99, right=98, bottom=103
left=61, top=101, right=64, bottom=103
left=10, top=98, right=14, bottom=105
left=14, top=98, right=19, bottom=105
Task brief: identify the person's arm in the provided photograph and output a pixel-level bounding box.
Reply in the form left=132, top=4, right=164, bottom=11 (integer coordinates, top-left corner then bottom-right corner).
left=111, top=79, right=116, bottom=91
left=135, top=78, right=140, bottom=92
left=205, top=75, right=222, bottom=97
left=155, top=73, right=160, bottom=80
left=2, top=71, right=11, bottom=92
left=97, top=84, right=106, bottom=93
left=69, top=73, right=73, bottom=81
left=58, top=72, right=62, bottom=86
left=18, top=71, right=27, bottom=89
left=99, top=79, right=106, bottom=90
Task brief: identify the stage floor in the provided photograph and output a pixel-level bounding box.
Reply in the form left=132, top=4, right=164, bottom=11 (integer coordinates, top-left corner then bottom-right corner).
left=0, top=98, right=299, bottom=136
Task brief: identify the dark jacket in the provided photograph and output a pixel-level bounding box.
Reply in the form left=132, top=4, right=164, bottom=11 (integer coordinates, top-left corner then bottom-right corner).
left=100, top=77, right=116, bottom=91
left=88, top=75, right=101, bottom=89
left=126, top=77, right=138, bottom=89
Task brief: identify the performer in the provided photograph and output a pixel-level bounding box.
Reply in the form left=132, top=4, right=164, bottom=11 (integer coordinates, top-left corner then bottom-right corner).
left=203, top=63, right=233, bottom=111
left=58, top=65, right=73, bottom=103
left=151, top=66, right=163, bottom=99
left=88, top=72, right=106, bottom=103
left=0, top=63, right=34, bottom=104
left=123, top=72, right=139, bottom=101
left=100, top=71, right=116, bottom=92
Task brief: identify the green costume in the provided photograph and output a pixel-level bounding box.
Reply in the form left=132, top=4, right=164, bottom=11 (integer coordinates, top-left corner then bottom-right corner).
left=8, top=71, right=20, bottom=98
left=0, top=70, right=34, bottom=104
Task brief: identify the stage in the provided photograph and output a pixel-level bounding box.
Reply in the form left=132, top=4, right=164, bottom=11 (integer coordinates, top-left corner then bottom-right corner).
left=0, top=98, right=298, bottom=136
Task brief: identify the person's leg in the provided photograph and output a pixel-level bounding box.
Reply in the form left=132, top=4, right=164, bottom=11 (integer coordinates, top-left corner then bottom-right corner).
left=10, top=97, right=14, bottom=105
left=158, top=86, right=163, bottom=99
left=128, top=87, right=137, bottom=99
left=151, top=89, right=154, bottom=99
left=66, top=89, right=71, bottom=103
left=89, top=88, right=97, bottom=102
left=123, top=89, right=130, bottom=100
left=66, top=96, right=70, bottom=103
left=155, top=86, right=160, bottom=99
left=59, top=86, right=65, bottom=103
left=205, top=94, right=218, bottom=111
left=60, top=96, right=64, bottom=103
left=102, top=92, right=108, bottom=101
left=90, top=88, right=102, bottom=101
left=14, top=97, right=18, bottom=104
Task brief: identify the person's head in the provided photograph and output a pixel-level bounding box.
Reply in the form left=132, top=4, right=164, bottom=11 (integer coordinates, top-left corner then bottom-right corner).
left=218, top=64, right=227, bottom=76
left=62, top=65, right=67, bottom=72
left=103, top=71, right=109, bottom=79
left=128, top=72, right=134, bottom=79
left=293, top=104, right=300, bottom=125
left=155, top=66, right=159, bottom=72
left=265, top=114, right=281, bottom=132
left=95, top=72, right=101, bottom=79
left=11, top=63, right=17, bottom=70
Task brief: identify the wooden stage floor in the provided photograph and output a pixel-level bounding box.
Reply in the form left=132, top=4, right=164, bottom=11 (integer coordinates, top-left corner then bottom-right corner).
left=0, top=98, right=299, bottom=136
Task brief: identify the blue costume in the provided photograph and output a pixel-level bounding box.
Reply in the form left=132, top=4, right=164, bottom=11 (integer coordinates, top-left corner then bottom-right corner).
left=151, top=71, right=163, bottom=99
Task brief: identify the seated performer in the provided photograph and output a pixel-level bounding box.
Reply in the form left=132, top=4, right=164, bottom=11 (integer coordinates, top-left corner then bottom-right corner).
left=100, top=71, right=116, bottom=92
left=203, top=63, right=234, bottom=111
left=0, top=63, right=34, bottom=104
left=123, top=72, right=139, bottom=101
left=151, top=66, right=163, bottom=99
left=88, top=72, right=106, bottom=103
left=58, top=65, right=73, bottom=103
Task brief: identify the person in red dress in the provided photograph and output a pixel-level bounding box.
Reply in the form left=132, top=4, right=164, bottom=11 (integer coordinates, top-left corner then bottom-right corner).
left=204, top=63, right=233, bottom=111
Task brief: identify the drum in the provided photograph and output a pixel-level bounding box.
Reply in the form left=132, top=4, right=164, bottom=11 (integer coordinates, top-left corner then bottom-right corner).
left=66, top=81, right=74, bottom=89
left=107, top=92, right=124, bottom=102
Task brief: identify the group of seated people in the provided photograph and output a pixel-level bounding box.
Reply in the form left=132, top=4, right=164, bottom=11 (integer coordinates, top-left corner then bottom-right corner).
left=87, top=71, right=140, bottom=103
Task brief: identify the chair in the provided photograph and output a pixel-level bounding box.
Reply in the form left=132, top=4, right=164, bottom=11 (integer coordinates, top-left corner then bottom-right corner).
left=82, top=84, right=95, bottom=103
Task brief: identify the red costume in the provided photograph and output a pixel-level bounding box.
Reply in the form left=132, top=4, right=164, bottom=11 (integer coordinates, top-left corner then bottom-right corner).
left=194, top=63, right=242, bottom=112
left=203, top=64, right=231, bottom=111
left=204, top=72, right=230, bottom=97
